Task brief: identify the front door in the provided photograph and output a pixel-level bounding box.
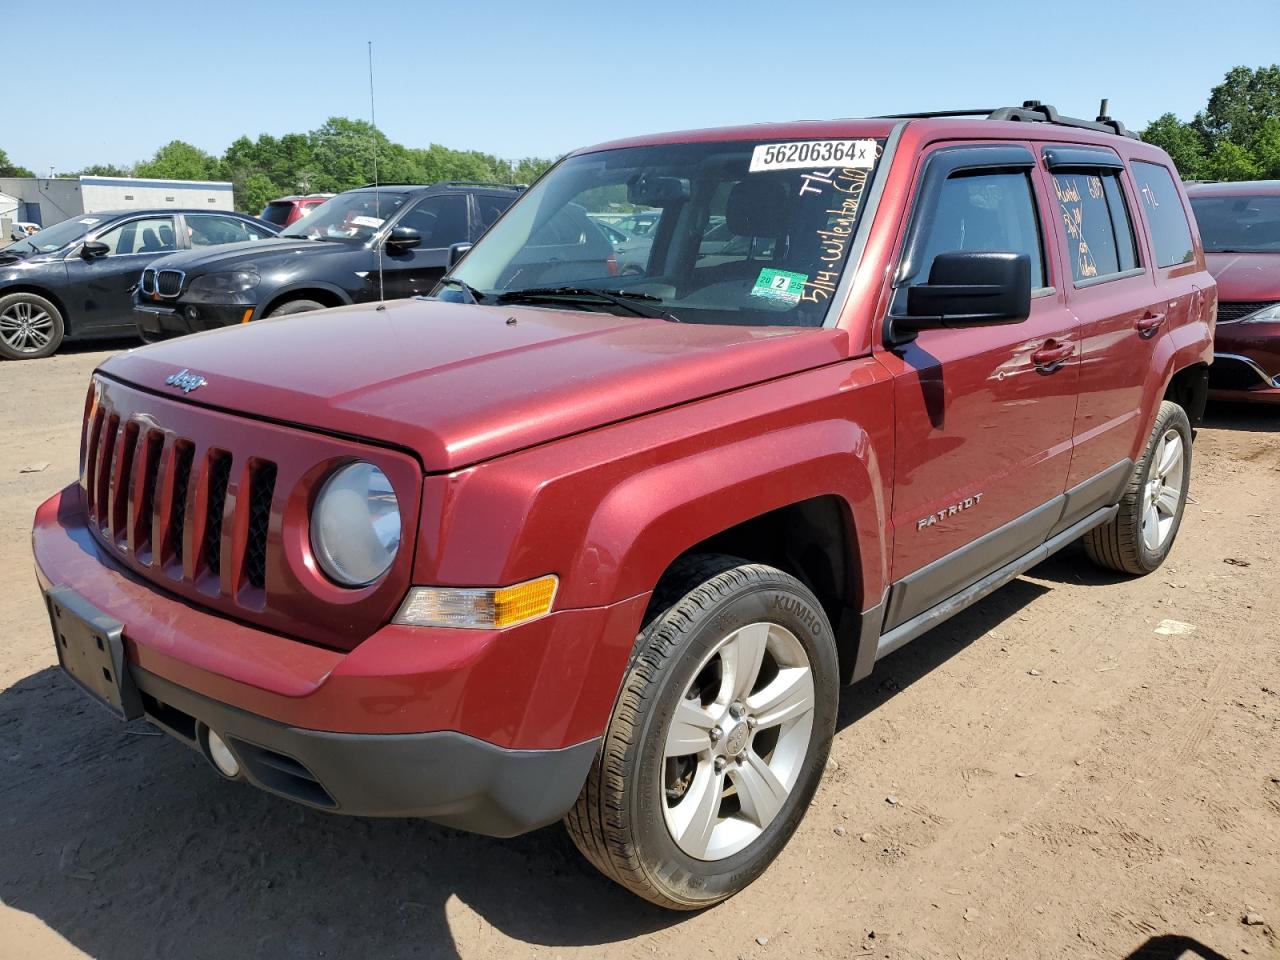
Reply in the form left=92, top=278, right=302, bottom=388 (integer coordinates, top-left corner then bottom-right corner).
left=378, top=193, right=471, bottom=299
left=61, top=215, right=179, bottom=334
left=875, top=143, right=1080, bottom=631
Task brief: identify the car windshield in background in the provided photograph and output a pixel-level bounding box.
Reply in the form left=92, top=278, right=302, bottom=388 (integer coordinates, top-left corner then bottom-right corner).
left=280, top=191, right=408, bottom=243
left=448, top=138, right=884, bottom=327
left=17, top=216, right=98, bottom=254
left=1189, top=195, right=1280, bottom=253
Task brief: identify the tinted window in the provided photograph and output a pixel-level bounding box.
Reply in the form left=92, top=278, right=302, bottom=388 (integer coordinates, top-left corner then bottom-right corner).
left=476, top=194, right=513, bottom=232
left=260, top=202, right=294, bottom=227
left=1051, top=171, right=1139, bottom=283
left=186, top=214, right=272, bottom=246
left=1131, top=161, right=1194, bottom=267
left=1188, top=195, right=1280, bottom=253
left=397, top=194, right=469, bottom=247
left=905, top=170, right=1046, bottom=290
left=97, top=217, right=176, bottom=256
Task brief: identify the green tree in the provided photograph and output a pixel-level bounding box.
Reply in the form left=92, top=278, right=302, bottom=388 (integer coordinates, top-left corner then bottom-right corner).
left=1252, top=116, right=1280, bottom=179
left=1140, top=113, right=1208, bottom=180
left=58, top=163, right=131, bottom=177
left=135, top=140, right=223, bottom=181
left=1195, top=65, right=1280, bottom=149
left=0, top=147, right=34, bottom=178
left=1205, top=140, right=1261, bottom=181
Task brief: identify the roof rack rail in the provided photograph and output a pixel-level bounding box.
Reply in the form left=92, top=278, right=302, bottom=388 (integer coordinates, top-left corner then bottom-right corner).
left=883, top=100, right=1139, bottom=140
left=438, top=180, right=526, bottom=190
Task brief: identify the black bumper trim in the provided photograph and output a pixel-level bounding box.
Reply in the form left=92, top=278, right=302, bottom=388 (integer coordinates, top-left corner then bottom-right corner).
left=132, top=668, right=599, bottom=838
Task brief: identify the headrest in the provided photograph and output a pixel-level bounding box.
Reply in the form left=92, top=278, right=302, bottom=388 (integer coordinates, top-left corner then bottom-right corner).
left=726, top=177, right=789, bottom=237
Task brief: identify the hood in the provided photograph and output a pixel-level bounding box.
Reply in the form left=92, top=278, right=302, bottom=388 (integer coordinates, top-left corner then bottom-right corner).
left=148, top=236, right=347, bottom=274
left=99, top=299, right=849, bottom=472
left=1204, top=252, right=1280, bottom=301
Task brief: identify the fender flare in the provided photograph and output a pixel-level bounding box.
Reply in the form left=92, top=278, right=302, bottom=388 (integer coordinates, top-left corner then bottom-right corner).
left=257, top=281, right=353, bottom=318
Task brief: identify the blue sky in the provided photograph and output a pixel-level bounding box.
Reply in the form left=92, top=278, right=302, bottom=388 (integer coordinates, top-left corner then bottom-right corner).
left=6, top=0, right=1279, bottom=174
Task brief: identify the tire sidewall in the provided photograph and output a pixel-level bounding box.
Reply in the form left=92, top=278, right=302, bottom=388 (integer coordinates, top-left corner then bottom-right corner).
left=1134, top=403, right=1192, bottom=570
left=627, top=575, right=838, bottom=905
left=266, top=299, right=324, bottom=318
left=0, top=292, right=64, bottom=360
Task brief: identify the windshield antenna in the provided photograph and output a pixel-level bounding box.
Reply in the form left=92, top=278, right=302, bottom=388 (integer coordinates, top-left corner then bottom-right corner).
left=368, top=40, right=386, bottom=309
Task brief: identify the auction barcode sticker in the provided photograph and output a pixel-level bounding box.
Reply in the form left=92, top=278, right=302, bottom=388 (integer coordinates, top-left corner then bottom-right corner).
left=749, top=139, right=877, bottom=173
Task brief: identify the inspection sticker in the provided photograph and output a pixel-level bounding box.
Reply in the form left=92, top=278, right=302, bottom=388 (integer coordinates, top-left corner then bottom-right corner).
left=751, top=268, right=807, bottom=304
left=78, top=218, right=100, bottom=225
left=351, top=215, right=385, bottom=228
left=749, top=139, right=876, bottom=173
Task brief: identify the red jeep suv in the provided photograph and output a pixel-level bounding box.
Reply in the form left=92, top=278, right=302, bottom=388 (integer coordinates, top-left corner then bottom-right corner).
left=33, top=102, right=1214, bottom=909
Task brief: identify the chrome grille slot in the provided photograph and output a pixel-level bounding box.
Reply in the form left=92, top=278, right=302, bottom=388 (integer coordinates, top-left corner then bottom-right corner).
left=94, top=414, right=119, bottom=532
left=156, top=269, right=185, bottom=298
left=140, top=268, right=156, bottom=297
left=110, top=421, right=140, bottom=545
left=134, top=431, right=164, bottom=562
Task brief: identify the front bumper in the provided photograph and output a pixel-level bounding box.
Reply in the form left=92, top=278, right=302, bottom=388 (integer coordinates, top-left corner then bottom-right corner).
left=34, top=485, right=648, bottom=834
left=1208, top=351, right=1280, bottom=404
left=134, top=298, right=255, bottom=339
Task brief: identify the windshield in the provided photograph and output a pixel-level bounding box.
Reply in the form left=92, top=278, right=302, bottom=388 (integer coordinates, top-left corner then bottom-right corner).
left=16, top=215, right=101, bottom=254
left=447, top=137, right=884, bottom=327
left=1190, top=195, right=1280, bottom=253
left=280, top=191, right=408, bottom=242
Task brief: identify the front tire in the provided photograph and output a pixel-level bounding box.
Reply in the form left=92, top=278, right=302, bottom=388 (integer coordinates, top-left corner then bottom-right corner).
left=266, top=299, right=325, bottom=318
left=565, top=554, right=838, bottom=910
left=1084, top=400, right=1192, bottom=575
left=0, top=292, right=64, bottom=360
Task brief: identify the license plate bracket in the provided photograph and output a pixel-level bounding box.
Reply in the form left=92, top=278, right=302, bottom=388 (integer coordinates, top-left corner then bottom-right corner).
left=46, top=585, right=143, bottom=721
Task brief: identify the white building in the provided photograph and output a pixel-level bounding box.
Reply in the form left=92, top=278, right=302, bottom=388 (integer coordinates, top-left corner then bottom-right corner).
left=0, top=176, right=236, bottom=227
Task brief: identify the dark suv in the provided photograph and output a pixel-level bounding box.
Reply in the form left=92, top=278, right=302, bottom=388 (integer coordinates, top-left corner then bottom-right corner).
left=134, top=182, right=520, bottom=337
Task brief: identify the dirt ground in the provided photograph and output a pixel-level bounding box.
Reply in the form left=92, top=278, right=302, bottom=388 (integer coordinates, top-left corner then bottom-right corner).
left=1, top=343, right=1277, bottom=960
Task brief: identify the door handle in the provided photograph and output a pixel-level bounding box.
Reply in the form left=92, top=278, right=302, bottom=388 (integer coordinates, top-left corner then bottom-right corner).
left=1136, top=312, right=1166, bottom=338
left=1032, top=339, right=1074, bottom=373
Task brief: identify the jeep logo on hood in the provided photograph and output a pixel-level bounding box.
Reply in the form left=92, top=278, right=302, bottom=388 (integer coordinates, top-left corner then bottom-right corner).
left=164, top=369, right=207, bottom=394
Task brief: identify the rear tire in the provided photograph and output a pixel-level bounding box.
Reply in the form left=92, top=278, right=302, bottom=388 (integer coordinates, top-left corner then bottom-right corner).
left=0, top=292, right=64, bottom=360
left=565, top=554, right=838, bottom=910
left=1083, top=400, right=1192, bottom=575
left=266, top=299, right=325, bottom=318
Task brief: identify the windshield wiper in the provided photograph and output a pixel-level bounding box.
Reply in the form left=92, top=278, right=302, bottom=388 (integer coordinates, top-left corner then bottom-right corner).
left=436, top=277, right=487, bottom=304
left=495, top=286, right=679, bottom=322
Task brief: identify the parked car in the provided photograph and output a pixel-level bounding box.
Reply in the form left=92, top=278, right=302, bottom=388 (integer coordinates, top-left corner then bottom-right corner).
left=8, top=221, right=39, bottom=242
left=259, top=194, right=334, bottom=228
left=1186, top=180, right=1280, bottom=403
left=0, top=209, right=276, bottom=360
left=34, top=103, right=1213, bottom=910
left=134, top=182, right=521, bottom=340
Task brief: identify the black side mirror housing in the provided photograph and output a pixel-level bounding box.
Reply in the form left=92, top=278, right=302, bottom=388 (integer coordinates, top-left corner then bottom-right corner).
left=894, top=251, right=1032, bottom=335
left=447, top=242, right=472, bottom=269
left=385, top=226, right=421, bottom=252
left=80, top=240, right=109, bottom=259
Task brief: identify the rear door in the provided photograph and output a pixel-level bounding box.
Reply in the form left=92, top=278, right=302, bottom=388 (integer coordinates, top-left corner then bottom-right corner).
left=1040, top=146, right=1169, bottom=494
left=876, top=143, right=1080, bottom=633
left=379, top=193, right=470, bottom=298
left=60, top=215, right=178, bottom=333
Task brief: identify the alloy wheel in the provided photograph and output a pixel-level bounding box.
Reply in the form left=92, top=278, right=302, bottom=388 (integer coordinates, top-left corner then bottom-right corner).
left=0, top=300, right=55, bottom=355
left=1141, top=428, right=1185, bottom=552
left=661, top=621, right=816, bottom=861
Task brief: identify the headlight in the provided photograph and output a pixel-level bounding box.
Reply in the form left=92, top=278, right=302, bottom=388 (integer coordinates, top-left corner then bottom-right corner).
left=310, top=462, right=401, bottom=586
left=185, top=269, right=261, bottom=303
left=394, top=575, right=559, bottom=629
left=1240, top=302, right=1280, bottom=323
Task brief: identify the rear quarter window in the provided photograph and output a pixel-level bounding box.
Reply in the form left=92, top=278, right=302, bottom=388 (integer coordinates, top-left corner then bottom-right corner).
left=1130, top=161, right=1195, bottom=267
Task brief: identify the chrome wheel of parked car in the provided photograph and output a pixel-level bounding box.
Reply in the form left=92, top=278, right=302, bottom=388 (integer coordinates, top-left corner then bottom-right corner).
left=1142, top=429, right=1185, bottom=552
left=663, top=621, right=815, bottom=861
left=0, top=292, right=64, bottom=360
left=565, top=554, right=837, bottom=910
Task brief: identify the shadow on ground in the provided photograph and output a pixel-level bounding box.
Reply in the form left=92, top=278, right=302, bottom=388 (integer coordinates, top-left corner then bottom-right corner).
left=1123, top=934, right=1233, bottom=959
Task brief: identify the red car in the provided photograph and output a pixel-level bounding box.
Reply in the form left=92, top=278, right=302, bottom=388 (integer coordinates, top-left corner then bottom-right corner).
left=1187, top=181, right=1280, bottom=403
left=34, top=103, right=1213, bottom=908
left=258, top=193, right=334, bottom=228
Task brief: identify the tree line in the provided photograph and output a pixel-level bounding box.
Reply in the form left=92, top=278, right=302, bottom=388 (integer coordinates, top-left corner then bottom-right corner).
left=0, top=117, right=554, bottom=215
left=3, top=66, right=1277, bottom=213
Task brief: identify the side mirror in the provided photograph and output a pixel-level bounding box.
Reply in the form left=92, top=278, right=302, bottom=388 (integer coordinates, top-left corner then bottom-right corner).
left=447, top=242, right=472, bottom=268
left=385, top=226, right=421, bottom=252
left=81, top=240, right=109, bottom=259
left=894, top=251, right=1031, bottom=335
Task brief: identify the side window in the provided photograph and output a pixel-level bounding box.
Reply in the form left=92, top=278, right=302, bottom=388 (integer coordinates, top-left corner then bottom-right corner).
left=1051, top=170, right=1140, bottom=283
left=186, top=214, right=272, bottom=247
left=904, top=169, right=1046, bottom=291
left=96, top=217, right=176, bottom=256
left=476, top=195, right=512, bottom=232
left=1131, top=160, right=1195, bottom=267
left=396, top=195, right=469, bottom=248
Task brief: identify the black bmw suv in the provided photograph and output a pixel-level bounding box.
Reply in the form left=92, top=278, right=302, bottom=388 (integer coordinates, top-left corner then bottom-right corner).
left=134, top=182, right=521, bottom=338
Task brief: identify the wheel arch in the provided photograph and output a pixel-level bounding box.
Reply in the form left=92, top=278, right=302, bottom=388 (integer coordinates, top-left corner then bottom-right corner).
left=0, top=283, right=73, bottom=336
left=258, top=282, right=351, bottom=318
